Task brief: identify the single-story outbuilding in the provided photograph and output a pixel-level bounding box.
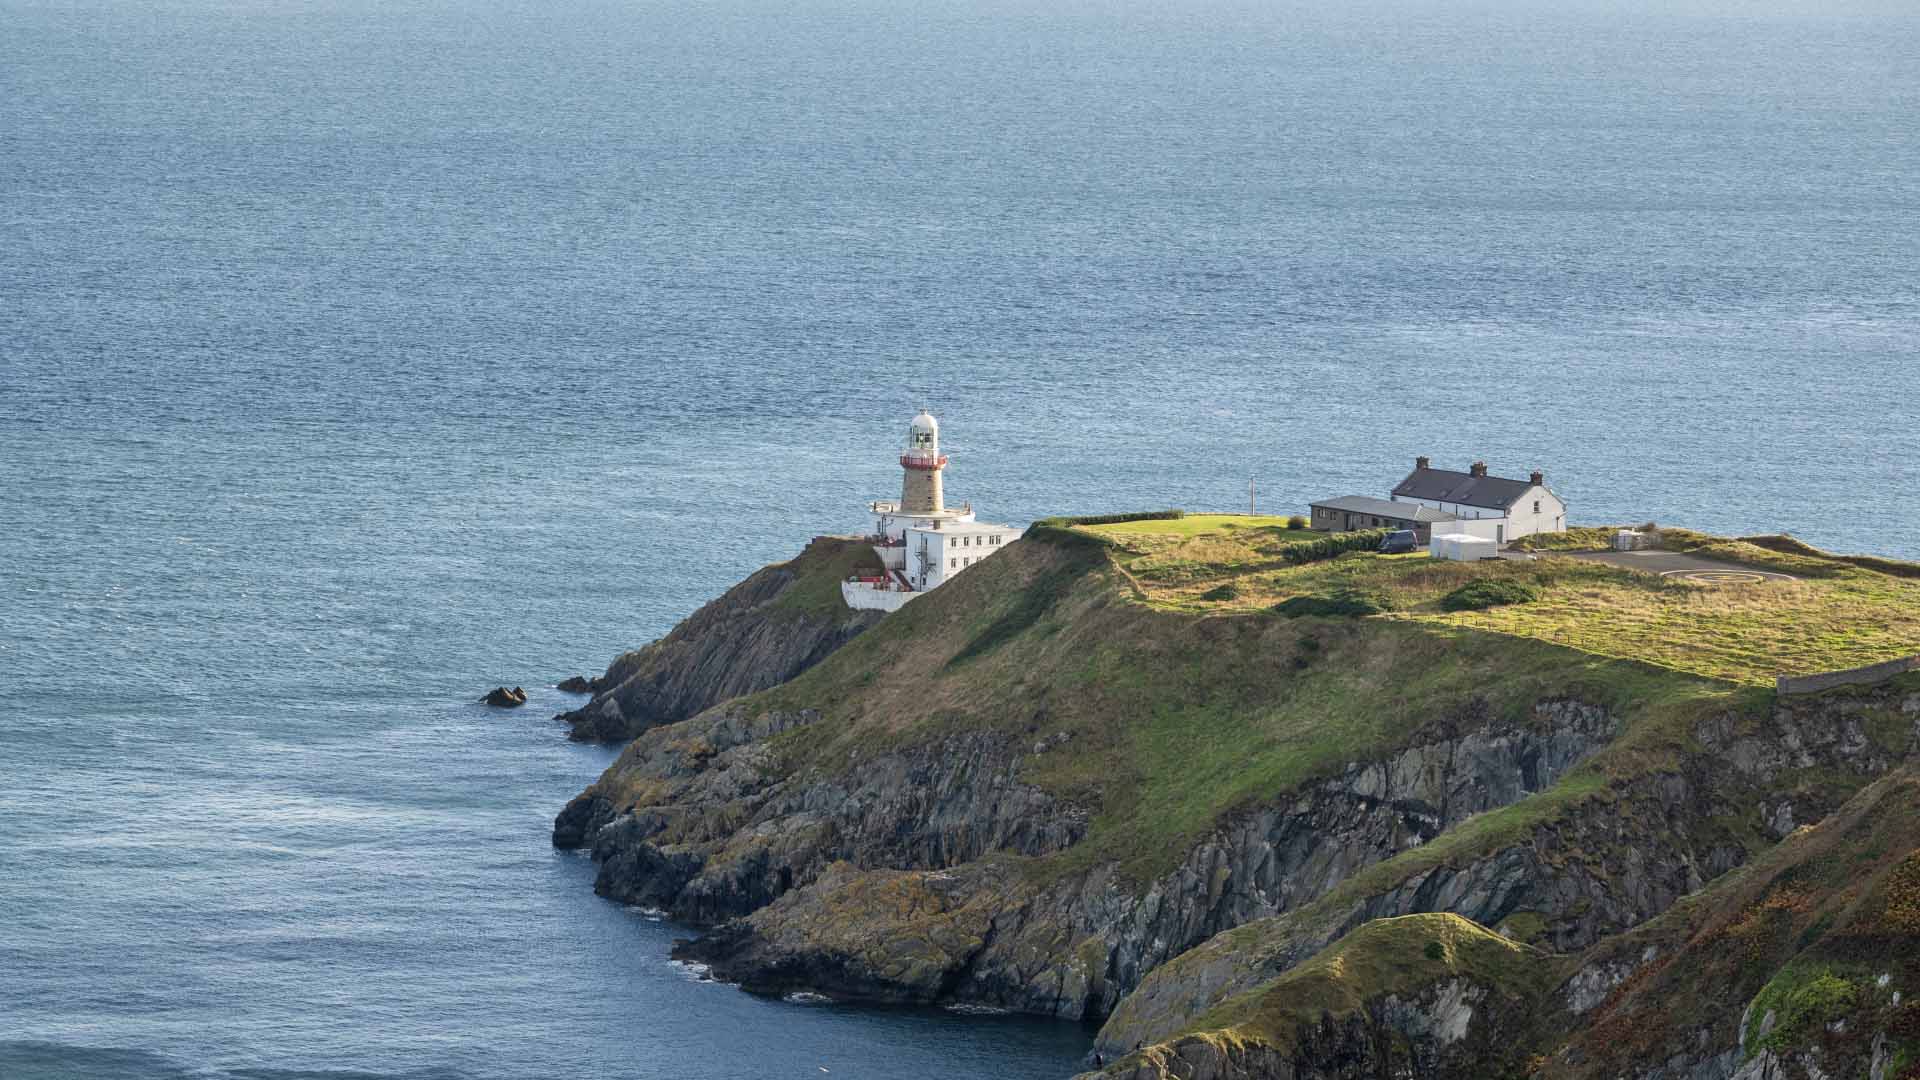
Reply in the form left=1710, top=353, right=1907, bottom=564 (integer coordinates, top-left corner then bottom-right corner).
left=1308, top=495, right=1456, bottom=541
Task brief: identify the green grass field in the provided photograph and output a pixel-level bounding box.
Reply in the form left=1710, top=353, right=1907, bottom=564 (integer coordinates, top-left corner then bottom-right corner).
left=1085, top=513, right=1311, bottom=538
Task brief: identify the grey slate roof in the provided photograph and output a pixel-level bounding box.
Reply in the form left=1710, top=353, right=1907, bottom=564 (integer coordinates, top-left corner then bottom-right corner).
left=1391, top=467, right=1535, bottom=510
left=1308, top=495, right=1455, bottom=522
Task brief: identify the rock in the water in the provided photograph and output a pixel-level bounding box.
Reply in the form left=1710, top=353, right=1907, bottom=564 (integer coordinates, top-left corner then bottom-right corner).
left=483, top=686, right=528, bottom=708
left=556, top=675, right=593, bottom=694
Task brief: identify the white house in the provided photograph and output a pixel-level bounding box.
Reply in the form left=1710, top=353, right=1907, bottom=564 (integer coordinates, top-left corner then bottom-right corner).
left=842, top=412, right=1022, bottom=613
left=1389, top=457, right=1565, bottom=545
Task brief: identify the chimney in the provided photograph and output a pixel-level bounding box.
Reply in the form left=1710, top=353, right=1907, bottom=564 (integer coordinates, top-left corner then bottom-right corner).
left=1415, top=456, right=1430, bottom=471
left=1530, top=470, right=1544, bottom=486
left=1470, top=461, right=1488, bottom=478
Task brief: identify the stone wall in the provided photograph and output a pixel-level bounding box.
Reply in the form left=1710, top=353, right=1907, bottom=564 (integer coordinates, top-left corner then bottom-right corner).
left=1776, top=654, right=1919, bottom=696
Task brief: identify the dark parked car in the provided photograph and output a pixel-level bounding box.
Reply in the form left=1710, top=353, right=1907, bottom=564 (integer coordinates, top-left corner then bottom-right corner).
left=1378, top=530, right=1420, bottom=554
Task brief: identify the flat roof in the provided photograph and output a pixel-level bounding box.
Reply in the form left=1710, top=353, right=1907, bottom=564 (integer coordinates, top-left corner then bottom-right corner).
left=1309, top=495, right=1455, bottom=522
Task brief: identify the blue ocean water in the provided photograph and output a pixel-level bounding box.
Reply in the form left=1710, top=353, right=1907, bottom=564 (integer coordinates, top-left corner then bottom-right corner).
left=3, top=0, right=1917, bottom=1077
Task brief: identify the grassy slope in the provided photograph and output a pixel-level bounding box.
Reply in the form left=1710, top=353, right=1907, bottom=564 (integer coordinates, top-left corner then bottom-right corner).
left=765, top=535, right=886, bottom=619
left=729, top=523, right=1739, bottom=885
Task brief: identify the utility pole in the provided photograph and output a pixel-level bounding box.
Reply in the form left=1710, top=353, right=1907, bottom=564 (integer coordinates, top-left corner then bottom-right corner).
left=1249, top=478, right=1256, bottom=517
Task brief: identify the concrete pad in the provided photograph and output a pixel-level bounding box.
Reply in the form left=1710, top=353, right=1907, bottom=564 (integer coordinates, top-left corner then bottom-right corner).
left=1561, top=549, right=1797, bottom=583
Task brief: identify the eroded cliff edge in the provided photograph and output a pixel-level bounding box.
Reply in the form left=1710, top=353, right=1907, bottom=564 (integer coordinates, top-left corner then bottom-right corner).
left=554, top=537, right=882, bottom=742
left=552, top=519, right=1920, bottom=1078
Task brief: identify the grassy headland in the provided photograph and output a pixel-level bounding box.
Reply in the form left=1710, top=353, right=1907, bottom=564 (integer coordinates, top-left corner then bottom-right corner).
left=574, top=512, right=1920, bottom=1074
left=1079, top=517, right=1920, bottom=685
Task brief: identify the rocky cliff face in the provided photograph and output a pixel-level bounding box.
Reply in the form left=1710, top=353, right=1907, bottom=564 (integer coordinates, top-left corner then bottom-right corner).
left=1087, top=680, right=1920, bottom=1079
left=557, top=614, right=1625, bottom=1020
left=554, top=537, right=882, bottom=742
left=661, top=697, right=1615, bottom=1018
left=1538, top=696, right=1920, bottom=1080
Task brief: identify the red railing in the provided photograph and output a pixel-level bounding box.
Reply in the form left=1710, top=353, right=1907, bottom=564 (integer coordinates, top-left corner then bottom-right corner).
left=900, top=453, right=948, bottom=470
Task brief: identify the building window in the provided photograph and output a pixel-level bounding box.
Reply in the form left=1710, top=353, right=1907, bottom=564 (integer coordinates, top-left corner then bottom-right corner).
left=1533, top=500, right=1541, bottom=514
left=949, top=558, right=957, bottom=569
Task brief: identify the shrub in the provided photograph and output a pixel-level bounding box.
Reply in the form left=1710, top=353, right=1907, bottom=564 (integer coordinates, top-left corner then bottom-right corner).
left=1423, top=940, right=1446, bottom=961
left=1286, top=515, right=1308, bottom=530
left=1440, top=579, right=1540, bottom=612
left=1200, top=584, right=1240, bottom=602
left=1749, top=969, right=1858, bottom=1054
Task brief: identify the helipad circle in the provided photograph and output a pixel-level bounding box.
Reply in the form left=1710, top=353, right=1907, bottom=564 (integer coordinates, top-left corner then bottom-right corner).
left=1659, top=568, right=1795, bottom=585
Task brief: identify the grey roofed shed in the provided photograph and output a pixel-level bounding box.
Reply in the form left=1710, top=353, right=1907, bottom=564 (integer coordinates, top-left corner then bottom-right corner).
left=1307, top=495, right=1455, bottom=522
left=1391, top=467, right=1534, bottom=510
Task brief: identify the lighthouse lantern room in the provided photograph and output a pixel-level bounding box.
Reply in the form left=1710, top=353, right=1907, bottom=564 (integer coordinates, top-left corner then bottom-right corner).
left=842, top=411, right=1022, bottom=614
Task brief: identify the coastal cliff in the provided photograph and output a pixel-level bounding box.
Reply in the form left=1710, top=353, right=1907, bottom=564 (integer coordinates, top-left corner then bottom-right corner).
left=554, top=537, right=883, bottom=742
left=552, top=516, right=1920, bottom=1077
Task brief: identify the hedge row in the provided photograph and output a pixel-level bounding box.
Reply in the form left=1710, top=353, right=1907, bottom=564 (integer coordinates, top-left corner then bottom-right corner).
left=1050, top=509, right=1186, bottom=527
left=1276, top=528, right=1391, bottom=566
left=1026, top=510, right=1186, bottom=548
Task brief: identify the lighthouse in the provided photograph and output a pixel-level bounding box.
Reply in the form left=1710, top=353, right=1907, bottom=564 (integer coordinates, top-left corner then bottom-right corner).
left=841, top=411, right=1022, bottom=613
left=899, top=411, right=947, bottom=514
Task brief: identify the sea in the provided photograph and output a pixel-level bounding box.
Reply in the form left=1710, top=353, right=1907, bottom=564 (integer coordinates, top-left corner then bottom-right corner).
left=2, top=0, right=1916, bottom=1076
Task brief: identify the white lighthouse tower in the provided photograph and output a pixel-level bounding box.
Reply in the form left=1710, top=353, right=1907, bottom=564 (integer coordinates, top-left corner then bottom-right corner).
left=900, top=411, right=946, bottom=514
left=840, top=411, right=1022, bottom=613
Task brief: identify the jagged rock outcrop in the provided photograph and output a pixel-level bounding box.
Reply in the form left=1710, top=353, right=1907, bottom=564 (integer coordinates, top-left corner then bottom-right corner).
left=555, top=537, right=882, bottom=742
left=1081, top=914, right=1556, bottom=1080
left=1090, top=981, right=1518, bottom=1080
left=483, top=686, right=527, bottom=707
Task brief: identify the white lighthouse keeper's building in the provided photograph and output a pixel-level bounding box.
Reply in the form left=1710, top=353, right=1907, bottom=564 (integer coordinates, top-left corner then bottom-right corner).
left=841, top=411, right=1022, bottom=613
